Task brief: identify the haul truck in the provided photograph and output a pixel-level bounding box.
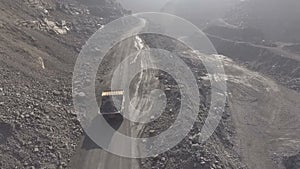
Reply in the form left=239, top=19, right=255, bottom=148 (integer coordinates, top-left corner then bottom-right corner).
left=100, top=90, right=125, bottom=119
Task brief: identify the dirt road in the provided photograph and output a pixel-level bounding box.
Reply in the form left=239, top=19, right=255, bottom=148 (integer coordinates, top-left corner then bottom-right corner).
left=70, top=15, right=158, bottom=168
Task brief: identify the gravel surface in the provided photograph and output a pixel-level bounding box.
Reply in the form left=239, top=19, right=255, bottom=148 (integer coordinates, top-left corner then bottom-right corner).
left=1, top=1, right=299, bottom=169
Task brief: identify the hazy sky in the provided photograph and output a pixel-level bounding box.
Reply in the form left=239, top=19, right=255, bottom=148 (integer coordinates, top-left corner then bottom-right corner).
left=117, top=0, right=170, bottom=12
left=117, top=0, right=239, bottom=28
left=117, top=0, right=239, bottom=13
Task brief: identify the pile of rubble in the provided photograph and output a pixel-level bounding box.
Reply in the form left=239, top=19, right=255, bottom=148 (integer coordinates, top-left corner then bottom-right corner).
left=24, top=0, right=54, bottom=16
left=18, top=0, right=127, bottom=36
left=56, top=1, right=90, bottom=15
left=17, top=18, right=70, bottom=35
left=138, top=35, right=246, bottom=169
left=24, top=0, right=91, bottom=16
left=140, top=67, right=244, bottom=169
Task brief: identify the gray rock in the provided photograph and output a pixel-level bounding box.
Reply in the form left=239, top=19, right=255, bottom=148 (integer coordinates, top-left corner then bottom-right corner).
left=191, top=143, right=201, bottom=150
left=53, top=90, right=61, bottom=96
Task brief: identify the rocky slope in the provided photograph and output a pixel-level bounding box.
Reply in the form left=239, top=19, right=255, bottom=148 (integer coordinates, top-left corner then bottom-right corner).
left=2, top=0, right=299, bottom=169
left=203, top=17, right=300, bottom=169
left=136, top=35, right=246, bottom=169
left=206, top=33, right=300, bottom=92
left=0, top=0, right=126, bottom=168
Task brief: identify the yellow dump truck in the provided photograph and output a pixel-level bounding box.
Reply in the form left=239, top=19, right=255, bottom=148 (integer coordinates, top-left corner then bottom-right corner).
left=100, top=90, right=125, bottom=118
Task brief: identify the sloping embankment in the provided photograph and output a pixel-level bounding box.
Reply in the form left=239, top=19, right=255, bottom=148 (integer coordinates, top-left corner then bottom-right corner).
left=208, top=34, right=300, bottom=92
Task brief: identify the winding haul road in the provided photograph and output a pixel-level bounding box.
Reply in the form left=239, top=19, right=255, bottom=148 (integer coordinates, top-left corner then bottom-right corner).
left=70, top=17, right=155, bottom=169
